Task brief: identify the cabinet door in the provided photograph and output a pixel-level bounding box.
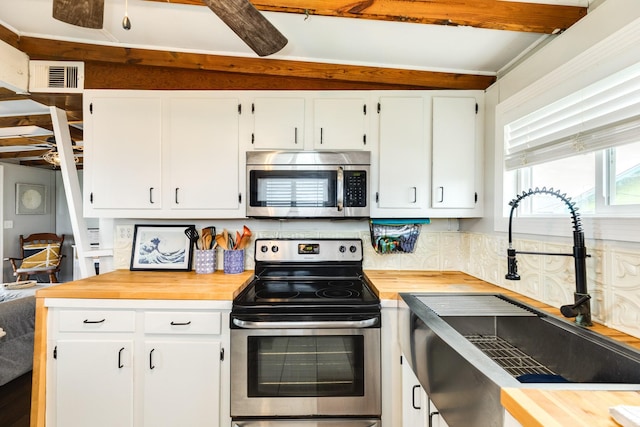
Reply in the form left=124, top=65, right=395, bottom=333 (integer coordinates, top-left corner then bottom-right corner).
left=87, top=96, right=162, bottom=209
left=375, top=97, right=428, bottom=215
left=144, top=340, right=222, bottom=427
left=168, top=97, right=241, bottom=210
left=431, top=97, right=477, bottom=209
left=401, top=358, right=428, bottom=427
left=55, top=339, right=134, bottom=427
left=429, top=399, right=450, bottom=427
left=313, top=98, right=367, bottom=150
left=251, top=97, right=305, bottom=149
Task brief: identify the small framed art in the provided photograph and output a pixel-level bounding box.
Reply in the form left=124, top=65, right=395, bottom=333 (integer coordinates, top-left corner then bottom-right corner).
left=16, top=183, right=47, bottom=215
left=130, top=224, right=194, bottom=271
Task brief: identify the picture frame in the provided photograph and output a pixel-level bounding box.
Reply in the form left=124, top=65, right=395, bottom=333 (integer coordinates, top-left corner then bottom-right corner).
left=130, top=224, right=194, bottom=271
left=16, top=183, right=47, bottom=215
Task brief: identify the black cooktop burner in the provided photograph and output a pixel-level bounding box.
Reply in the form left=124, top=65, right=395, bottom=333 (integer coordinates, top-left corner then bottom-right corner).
left=241, top=278, right=375, bottom=305
left=316, top=287, right=360, bottom=299
left=233, top=239, right=380, bottom=316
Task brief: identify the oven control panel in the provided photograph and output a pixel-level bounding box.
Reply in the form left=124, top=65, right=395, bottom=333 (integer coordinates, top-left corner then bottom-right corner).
left=255, top=239, right=363, bottom=262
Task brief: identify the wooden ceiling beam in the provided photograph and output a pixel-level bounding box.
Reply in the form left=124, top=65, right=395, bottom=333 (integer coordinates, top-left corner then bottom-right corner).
left=17, top=36, right=495, bottom=90
left=144, top=0, right=586, bottom=34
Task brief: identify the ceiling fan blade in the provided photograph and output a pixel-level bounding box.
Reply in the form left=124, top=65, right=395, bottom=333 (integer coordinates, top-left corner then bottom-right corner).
left=52, top=0, right=105, bottom=29
left=203, top=0, right=288, bottom=57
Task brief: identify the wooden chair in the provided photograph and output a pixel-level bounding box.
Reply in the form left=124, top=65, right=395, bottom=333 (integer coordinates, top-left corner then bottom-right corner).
left=5, top=233, right=65, bottom=283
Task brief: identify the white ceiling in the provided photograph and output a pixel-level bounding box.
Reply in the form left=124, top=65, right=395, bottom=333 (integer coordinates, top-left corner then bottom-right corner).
left=0, top=0, right=589, bottom=77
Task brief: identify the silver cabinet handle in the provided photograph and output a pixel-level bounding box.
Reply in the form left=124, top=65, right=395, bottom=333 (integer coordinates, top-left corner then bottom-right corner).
left=336, top=166, right=344, bottom=211
left=149, top=187, right=155, bottom=204
left=232, top=317, right=378, bottom=329
left=411, top=186, right=417, bottom=203
left=437, top=186, right=444, bottom=203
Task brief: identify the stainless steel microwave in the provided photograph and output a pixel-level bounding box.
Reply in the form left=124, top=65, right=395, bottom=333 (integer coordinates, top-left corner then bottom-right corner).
left=246, top=151, right=370, bottom=218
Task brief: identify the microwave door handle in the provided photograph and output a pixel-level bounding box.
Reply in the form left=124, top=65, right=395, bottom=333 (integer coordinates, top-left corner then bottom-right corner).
left=337, top=166, right=344, bottom=211
left=233, top=317, right=378, bottom=329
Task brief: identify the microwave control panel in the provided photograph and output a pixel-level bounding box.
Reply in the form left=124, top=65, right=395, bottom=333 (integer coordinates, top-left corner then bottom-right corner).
left=344, top=170, right=367, bottom=207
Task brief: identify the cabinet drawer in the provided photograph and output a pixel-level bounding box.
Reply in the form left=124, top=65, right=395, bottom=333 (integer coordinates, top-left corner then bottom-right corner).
left=144, top=311, right=221, bottom=335
left=58, top=310, right=136, bottom=332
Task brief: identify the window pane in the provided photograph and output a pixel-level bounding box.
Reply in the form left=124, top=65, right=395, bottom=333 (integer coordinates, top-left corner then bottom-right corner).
left=610, top=141, right=640, bottom=206
left=523, top=153, right=596, bottom=215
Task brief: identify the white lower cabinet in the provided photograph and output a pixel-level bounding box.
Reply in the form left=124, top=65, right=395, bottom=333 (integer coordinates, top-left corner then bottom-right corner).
left=143, top=340, right=221, bottom=427
left=46, top=300, right=230, bottom=427
left=401, top=355, right=449, bottom=427
left=55, top=339, right=134, bottom=427
left=401, top=356, right=428, bottom=427
left=428, top=399, right=450, bottom=427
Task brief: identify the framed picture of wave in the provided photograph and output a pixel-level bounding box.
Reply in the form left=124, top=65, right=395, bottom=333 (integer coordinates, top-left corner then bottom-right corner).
left=130, top=224, right=194, bottom=271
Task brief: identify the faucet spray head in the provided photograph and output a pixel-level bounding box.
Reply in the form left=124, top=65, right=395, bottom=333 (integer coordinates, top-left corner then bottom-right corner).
left=506, top=247, right=520, bottom=280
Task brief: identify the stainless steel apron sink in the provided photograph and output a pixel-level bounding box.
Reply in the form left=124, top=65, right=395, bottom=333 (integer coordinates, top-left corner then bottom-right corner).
left=399, top=293, right=640, bottom=427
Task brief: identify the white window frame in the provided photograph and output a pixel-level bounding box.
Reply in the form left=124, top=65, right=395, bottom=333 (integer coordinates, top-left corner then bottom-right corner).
left=494, top=18, right=640, bottom=243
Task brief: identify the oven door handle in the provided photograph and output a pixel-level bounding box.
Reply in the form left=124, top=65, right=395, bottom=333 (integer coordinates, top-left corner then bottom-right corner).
left=232, top=317, right=378, bottom=329
left=336, top=166, right=344, bottom=212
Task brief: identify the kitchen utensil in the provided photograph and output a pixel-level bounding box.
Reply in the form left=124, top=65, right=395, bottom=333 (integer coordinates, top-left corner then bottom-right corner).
left=203, top=226, right=216, bottom=237
left=215, top=233, right=228, bottom=250
left=184, top=226, right=199, bottom=249
left=239, top=225, right=252, bottom=249
left=234, top=231, right=242, bottom=250
left=202, top=234, right=213, bottom=251
left=233, top=225, right=252, bottom=250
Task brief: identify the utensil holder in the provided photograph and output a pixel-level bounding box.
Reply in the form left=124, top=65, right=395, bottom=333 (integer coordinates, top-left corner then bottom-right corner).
left=194, top=249, right=216, bottom=274
left=223, top=249, right=244, bottom=274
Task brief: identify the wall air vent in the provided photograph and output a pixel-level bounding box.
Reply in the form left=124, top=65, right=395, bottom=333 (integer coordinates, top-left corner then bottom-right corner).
left=28, top=61, right=84, bottom=93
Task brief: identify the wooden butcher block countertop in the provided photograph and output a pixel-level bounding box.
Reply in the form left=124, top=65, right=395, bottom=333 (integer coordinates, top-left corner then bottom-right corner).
left=33, top=270, right=640, bottom=427
left=35, top=269, right=255, bottom=300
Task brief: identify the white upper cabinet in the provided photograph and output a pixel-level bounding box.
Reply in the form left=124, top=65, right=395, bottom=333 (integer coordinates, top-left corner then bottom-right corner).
left=82, top=90, right=483, bottom=219
left=313, top=97, right=368, bottom=150
left=167, top=97, right=241, bottom=211
left=373, top=96, right=429, bottom=217
left=86, top=95, right=162, bottom=211
left=83, top=91, right=244, bottom=218
left=250, top=97, right=305, bottom=150
left=431, top=96, right=478, bottom=210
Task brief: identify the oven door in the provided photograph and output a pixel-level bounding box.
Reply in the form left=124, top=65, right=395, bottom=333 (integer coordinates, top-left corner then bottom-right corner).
left=230, top=326, right=381, bottom=418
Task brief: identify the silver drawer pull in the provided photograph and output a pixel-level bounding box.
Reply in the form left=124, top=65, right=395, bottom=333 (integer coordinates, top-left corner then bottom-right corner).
left=232, top=317, right=378, bottom=329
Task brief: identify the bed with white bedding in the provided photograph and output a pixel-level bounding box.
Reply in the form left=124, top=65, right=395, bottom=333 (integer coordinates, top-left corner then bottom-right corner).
left=0, top=283, right=54, bottom=386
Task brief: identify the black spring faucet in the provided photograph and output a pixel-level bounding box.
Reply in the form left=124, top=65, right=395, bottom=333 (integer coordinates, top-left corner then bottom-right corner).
left=506, top=187, right=592, bottom=327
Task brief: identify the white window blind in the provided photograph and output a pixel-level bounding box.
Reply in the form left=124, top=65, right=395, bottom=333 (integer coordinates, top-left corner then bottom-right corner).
left=259, top=179, right=329, bottom=207
left=504, top=61, right=640, bottom=171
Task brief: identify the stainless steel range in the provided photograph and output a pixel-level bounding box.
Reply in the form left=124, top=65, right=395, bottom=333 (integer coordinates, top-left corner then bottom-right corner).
left=230, top=238, right=381, bottom=427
